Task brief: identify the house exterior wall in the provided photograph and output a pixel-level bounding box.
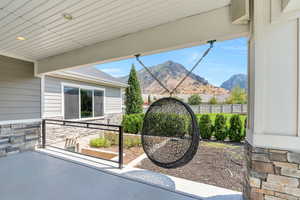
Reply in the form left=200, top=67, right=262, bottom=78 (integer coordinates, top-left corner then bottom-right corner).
left=0, top=55, right=41, bottom=121
left=247, top=0, right=300, bottom=153
left=245, top=0, right=300, bottom=199
left=0, top=55, right=41, bottom=157
left=43, top=76, right=123, bottom=123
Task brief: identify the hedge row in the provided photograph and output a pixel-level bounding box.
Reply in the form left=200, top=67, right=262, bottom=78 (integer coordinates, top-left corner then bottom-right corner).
left=197, top=114, right=247, bottom=142
left=121, top=113, right=247, bottom=142
left=142, top=112, right=189, bottom=137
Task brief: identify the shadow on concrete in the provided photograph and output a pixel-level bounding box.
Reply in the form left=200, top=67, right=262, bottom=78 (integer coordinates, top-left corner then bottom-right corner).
left=122, top=170, right=176, bottom=190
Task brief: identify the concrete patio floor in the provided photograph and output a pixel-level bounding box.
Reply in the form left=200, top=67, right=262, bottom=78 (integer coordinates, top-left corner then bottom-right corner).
left=0, top=149, right=243, bottom=200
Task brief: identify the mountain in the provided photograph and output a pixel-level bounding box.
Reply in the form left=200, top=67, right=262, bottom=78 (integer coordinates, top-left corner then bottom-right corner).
left=120, top=61, right=229, bottom=95
left=220, top=74, right=247, bottom=91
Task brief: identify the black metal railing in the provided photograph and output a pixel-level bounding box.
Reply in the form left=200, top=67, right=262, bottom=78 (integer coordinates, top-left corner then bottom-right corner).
left=41, top=119, right=123, bottom=169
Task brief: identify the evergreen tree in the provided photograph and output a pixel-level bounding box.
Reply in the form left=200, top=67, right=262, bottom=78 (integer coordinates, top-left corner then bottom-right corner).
left=125, top=64, right=143, bottom=114
left=226, top=86, right=247, bottom=104
left=209, top=96, right=218, bottom=104
left=188, top=94, right=202, bottom=105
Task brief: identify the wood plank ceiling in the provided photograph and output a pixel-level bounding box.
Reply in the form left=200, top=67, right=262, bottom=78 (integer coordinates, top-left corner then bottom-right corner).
left=0, top=0, right=230, bottom=61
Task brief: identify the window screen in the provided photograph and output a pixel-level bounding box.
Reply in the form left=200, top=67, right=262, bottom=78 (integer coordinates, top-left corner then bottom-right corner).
left=64, top=87, right=79, bottom=119
left=81, top=89, right=93, bottom=118
left=94, top=90, right=104, bottom=117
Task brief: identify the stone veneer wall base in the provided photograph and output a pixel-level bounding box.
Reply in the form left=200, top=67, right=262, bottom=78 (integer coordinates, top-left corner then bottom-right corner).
left=244, top=142, right=300, bottom=200
left=0, top=121, right=40, bottom=157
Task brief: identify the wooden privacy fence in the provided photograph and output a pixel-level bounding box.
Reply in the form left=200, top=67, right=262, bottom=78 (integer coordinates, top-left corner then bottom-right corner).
left=189, top=104, right=247, bottom=114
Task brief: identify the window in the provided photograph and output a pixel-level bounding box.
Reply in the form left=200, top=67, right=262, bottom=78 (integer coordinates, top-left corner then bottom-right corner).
left=94, top=90, right=104, bottom=117
left=80, top=89, right=93, bottom=118
left=64, top=87, right=79, bottom=120
left=63, top=84, right=104, bottom=119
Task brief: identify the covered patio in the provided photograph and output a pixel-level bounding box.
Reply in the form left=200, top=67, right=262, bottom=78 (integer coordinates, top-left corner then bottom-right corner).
left=1, top=0, right=300, bottom=199
left=0, top=150, right=242, bottom=200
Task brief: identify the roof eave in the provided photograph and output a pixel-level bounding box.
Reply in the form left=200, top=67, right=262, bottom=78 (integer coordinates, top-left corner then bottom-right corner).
left=48, top=71, right=128, bottom=88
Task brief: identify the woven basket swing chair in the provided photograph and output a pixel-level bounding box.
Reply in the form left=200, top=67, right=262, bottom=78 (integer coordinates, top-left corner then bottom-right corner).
left=135, top=40, right=216, bottom=169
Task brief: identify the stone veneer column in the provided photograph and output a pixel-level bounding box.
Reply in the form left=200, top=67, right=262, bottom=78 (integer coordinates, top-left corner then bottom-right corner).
left=244, top=142, right=300, bottom=200
left=0, top=121, right=41, bottom=157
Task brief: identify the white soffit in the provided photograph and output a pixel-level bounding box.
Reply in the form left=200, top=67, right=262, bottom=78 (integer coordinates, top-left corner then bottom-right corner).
left=0, top=0, right=230, bottom=61
left=282, top=0, right=300, bottom=13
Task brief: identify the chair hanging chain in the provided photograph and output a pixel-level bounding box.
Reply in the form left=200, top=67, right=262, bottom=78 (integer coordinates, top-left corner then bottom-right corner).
left=135, top=40, right=216, bottom=96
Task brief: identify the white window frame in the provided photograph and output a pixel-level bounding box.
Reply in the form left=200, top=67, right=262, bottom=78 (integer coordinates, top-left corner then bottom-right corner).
left=61, top=82, right=105, bottom=120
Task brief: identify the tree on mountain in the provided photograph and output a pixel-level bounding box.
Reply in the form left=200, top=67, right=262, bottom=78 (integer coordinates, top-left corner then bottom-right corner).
left=125, top=64, right=143, bottom=114
left=209, top=96, right=218, bottom=104
left=188, top=94, right=202, bottom=105
left=226, top=86, right=247, bottom=104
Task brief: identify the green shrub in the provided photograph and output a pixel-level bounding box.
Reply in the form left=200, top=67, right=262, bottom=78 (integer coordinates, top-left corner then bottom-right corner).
left=143, top=112, right=189, bottom=137
left=209, top=96, right=218, bottom=104
left=244, top=116, right=247, bottom=138
left=188, top=94, right=202, bottom=105
left=124, top=137, right=141, bottom=149
left=104, top=132, right=118, bottom=145
left=121, top=114, right=144, bottom=134
left=103, top=132, right=141, bottom=149
left=214, top=114, right=228, bottom=141
left=228, top=114, right=244, bottom=142
left=90, top=138, right=111, bottom=148
left=199, top=114, right=213, bottom=139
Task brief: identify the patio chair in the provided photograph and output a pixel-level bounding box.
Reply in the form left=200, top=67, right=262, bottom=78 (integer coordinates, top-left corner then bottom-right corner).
left=65, top=136, right=79, bottom=152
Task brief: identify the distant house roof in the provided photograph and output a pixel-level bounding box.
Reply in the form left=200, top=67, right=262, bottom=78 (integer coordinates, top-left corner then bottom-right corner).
left=49, top=66, right=128, bottom=88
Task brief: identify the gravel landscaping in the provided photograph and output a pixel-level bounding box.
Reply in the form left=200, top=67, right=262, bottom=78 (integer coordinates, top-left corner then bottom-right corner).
left=137, top=141, right=245, bottom=192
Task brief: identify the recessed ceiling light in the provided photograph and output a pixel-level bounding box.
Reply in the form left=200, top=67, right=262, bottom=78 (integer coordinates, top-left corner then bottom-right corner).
left=62, top=13, right=73, bottom=20
left=16, top=36, right=26, bottom=41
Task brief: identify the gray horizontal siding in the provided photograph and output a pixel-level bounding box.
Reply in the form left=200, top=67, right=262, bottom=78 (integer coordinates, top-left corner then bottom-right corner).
left=44, top=76, right=122, bottom=118
left=0, top=55, right=41, bottom=121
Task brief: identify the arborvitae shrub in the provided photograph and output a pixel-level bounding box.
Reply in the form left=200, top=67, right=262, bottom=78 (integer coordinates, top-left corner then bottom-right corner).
left=121, top=114, right=144, bottom=134
left=199, top=114, right=213, bottom=139
left=214, top=114, right=228, bottom=141
left=228, top=114, right=244, bottom=142
left=125, top=64, right=143, bottom=114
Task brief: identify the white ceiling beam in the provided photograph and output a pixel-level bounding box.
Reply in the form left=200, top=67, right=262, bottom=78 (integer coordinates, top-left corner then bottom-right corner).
left=231, top=0, right=250, bottom=24
left=282, top=0, right=300, bottom=13
left=37, top=6, right=249, bottom=74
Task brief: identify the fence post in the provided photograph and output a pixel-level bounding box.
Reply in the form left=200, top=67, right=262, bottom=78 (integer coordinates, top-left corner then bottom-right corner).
left=42, top=119, right=46, bottom=148
left=231, top=104, right=234, bottom=113
left=119, top=126, right=123, bottom=169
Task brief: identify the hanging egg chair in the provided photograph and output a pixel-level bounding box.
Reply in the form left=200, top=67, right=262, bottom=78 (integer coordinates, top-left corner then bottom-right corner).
left=141, top=97, right=199, bottom=168
left=136, top=40, right=216, bottom=169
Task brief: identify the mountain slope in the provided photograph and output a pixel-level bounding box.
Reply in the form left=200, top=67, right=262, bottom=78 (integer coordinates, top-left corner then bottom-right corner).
left=220, top=74, right=247, bottom=91
left=120, top=61, right=229, bottom=95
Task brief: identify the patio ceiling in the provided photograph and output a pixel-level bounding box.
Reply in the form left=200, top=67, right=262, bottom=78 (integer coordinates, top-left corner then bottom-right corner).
left=0, top=0, right=231, bottom=61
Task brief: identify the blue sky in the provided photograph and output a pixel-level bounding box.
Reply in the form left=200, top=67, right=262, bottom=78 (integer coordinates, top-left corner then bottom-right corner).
left=95, top=37, right=247, bottom=86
